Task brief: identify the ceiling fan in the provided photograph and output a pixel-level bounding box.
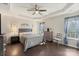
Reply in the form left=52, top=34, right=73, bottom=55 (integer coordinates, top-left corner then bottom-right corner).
left=27, top=4, right=47, bottom=15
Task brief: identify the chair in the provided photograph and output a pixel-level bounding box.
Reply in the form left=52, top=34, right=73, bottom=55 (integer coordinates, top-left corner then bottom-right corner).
left=54, top=33, right=63, bottom=46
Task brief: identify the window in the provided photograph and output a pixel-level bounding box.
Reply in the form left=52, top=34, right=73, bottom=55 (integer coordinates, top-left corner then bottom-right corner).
left=65, top=15, right=79, bottom=38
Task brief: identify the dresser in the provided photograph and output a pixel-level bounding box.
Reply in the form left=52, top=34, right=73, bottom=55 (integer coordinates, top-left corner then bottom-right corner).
left=43, top=31, right=53, bottom=42
left=0, top=35, right=3, bottom=56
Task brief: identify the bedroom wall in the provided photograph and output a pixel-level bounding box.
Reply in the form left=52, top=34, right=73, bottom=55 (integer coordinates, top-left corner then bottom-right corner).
left=1, top=14, right=41, bottom=34
left=43, top=11, right=79, bottom=38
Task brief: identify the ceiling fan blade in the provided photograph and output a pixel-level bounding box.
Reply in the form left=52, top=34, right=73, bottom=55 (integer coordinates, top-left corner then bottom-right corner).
left=38, top=11, right=42, bottom=15
left=27, top=8, right=35, bottom=11
left=32, top=12, right=36, bottom=15
left=27, top=9, right=34, bottom=11
left=39, top=10, right=47, bottom=12
left=35, top=4, right=37, bottom=8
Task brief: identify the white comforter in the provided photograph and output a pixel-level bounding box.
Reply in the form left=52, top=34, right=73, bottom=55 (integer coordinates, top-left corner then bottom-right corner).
left=22, top=34, right=43, bottom=51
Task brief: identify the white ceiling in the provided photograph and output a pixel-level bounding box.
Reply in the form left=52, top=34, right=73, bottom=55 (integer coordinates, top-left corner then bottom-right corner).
left=0, top=3, right=79, bottom=19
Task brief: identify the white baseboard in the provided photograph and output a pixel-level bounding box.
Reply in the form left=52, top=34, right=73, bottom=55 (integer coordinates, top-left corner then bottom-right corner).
left=53, top=41, right=79, bottom=49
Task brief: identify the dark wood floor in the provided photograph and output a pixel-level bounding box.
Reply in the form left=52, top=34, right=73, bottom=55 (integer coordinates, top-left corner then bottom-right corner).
left=5, top=43, right=24, bottom=56
left=25, top=42, right=79, bottom=56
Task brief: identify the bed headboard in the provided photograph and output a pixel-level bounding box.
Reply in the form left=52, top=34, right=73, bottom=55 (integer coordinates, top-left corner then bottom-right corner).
left=19, top=28, right=32, bottom=33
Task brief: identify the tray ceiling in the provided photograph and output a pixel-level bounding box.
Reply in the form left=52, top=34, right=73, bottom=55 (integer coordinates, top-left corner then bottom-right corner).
left=0, top=3, right=79, bottom=19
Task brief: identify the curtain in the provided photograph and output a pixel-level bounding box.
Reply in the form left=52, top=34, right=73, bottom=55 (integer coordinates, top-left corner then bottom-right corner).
left=64, top=18, right=68, bottom=45
left=64, top=15, right=79, bottom=47
left=39, top=22, right=45, bottom=34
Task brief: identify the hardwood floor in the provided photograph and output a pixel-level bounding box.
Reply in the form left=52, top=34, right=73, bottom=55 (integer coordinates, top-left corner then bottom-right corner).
left=25, top=42, right=79, bottom=56
left=5, top=43, right=24, bottom=56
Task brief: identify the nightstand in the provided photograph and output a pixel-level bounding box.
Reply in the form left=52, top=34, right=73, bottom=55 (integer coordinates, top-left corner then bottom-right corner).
left=10, top=36, right=20, bottom=44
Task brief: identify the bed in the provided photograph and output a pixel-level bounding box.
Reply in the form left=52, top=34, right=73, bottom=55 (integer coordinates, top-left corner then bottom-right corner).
left=19, top=28, right=43, bottom=51
left=4, top=28, right=43, bottom=51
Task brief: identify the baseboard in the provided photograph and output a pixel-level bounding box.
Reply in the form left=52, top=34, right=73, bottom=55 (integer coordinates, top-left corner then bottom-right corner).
left=53, top=41, right=79, bottom=49
left=60, top=43, right=79, bottom=49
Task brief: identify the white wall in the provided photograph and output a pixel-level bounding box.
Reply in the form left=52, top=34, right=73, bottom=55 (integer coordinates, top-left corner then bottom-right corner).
left=44, top=16, right=64, bottom=37
left=43, top=12, right=79, bottom=37
left=1, top=15, right=41, bottom=34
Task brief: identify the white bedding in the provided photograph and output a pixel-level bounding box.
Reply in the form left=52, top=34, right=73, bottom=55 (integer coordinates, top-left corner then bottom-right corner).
left=21, top=34, right=43, bottom=51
